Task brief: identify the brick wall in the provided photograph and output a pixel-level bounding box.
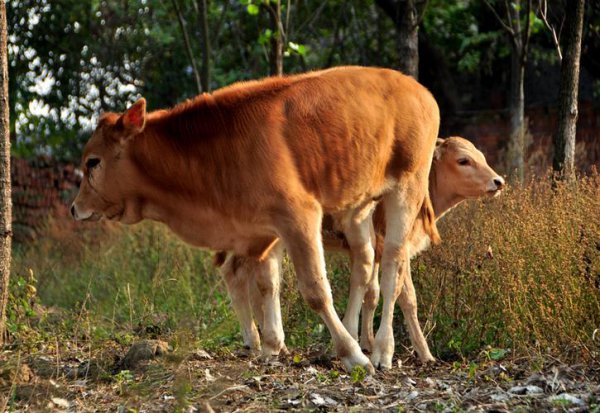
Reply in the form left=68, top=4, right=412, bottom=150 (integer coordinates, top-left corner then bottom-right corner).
left=11, top=157, right=81, bottom=242
left=442, top=102, right=600, bottom=175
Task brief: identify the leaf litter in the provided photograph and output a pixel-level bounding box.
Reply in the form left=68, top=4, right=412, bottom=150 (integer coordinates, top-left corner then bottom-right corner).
left=1, top=341, right=599, bottom=412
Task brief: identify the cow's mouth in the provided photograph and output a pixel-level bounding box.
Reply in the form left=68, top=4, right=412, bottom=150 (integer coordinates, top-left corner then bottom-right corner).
left=106, top=209, right=124, bottom=221
left=82, top=212, right=102, bottom=222
left=487, top=188, right=502, bottom=197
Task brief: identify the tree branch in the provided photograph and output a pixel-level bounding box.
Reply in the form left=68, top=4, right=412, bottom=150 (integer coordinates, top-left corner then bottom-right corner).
left=171, top=0, right=202, bottom=94
left=483, top=0, right=515, bottom=36
left=538, top=0, right=563, bottom=61
left=521, top=0, right=532, bottom=66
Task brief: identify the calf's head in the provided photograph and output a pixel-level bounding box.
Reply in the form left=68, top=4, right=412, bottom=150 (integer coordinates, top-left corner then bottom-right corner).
left=433, top=137, right=504, bottom=203
left=71, top=98, right=147, bottom=224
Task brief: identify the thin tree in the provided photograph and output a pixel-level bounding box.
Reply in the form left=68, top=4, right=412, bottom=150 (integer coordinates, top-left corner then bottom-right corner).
left=0, top=0, right=13, bottom=346
left=375, top=0, right=429, bottom=79
left=264, top=0, right=284, bottom=76
left=172, top=0, right=203, bottom=94
left=545, top=0, right=585, bottom=179
left=196, top=0, right=211, bottom=91
left=484, top=0, right=533, bottom=182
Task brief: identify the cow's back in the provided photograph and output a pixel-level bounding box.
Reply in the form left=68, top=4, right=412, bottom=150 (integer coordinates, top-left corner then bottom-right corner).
left=279, top=67, right=440, bottom=212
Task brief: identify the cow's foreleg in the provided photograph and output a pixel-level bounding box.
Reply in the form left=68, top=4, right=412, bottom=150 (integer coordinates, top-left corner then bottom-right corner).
left=279, top=200, right=374, bottom=373
left=359, top=262, right=380, bottom=352
left=371, top=188, right=421, bottom=370
left=340, top=204, right=377, bottom=340
left=398, top=266, right=435, bottom=363
left=221, top=254, right=261, bottom=352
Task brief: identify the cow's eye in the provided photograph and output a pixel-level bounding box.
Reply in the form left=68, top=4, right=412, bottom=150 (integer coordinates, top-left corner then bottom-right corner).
left=457, top=158, right=470, bottom=166
left=86, top=158, right=100, bottom=170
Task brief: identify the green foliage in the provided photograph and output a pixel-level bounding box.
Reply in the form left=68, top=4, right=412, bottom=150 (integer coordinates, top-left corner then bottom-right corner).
left=6, top=269, right=39, bottom=337
left=351, top=365, right=366, bottom=384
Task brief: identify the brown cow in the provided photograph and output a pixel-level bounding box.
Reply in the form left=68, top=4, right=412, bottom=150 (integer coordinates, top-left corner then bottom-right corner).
left=71, top=66, right=440, bottom=372
left=220, top=137, right=504, bottom=368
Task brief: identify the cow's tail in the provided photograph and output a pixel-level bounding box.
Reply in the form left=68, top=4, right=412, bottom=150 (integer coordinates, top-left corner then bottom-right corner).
left=421, top=194, right=440, bottom=245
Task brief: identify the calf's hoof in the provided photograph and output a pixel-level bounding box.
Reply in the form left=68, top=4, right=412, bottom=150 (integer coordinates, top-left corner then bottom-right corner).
left=340, top=349, right=375, bottom=375
left=370, top=346, right=394, bottom=370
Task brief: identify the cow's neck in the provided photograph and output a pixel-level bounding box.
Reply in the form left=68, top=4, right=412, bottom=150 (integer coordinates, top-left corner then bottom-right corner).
left=128, top=114, right=218, bottom=221
left=429, top=162, right=465, bottom=222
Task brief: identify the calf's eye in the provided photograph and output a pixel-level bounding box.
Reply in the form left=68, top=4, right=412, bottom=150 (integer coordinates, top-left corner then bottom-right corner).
left=458, top=158, right=470, bottom=166
left=86, top=158, right=101, bottom=170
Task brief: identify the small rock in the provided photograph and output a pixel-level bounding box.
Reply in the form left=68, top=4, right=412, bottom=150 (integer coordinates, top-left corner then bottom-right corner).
left=548, top=393, right=585, bottom=406
left=50, top=397, right=70, bottom=409
left=508, top=385, right=544, bottom=395
left=406, top=390, right=419, bottom=401
left=116, top=339, right=171, bottom=370
left=191, top=349, right=213, bottom=360
left=310, top=393, right=337, bottom=407
left=404, top=377, right=417, bottom=386
left=491, top=393, right=510, bottom=402
left=204, top=369, right=216, bottom=382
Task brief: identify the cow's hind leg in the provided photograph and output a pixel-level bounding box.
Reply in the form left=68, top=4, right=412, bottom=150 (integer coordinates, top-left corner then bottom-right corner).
left=221, top=254, right=261, bottom=352
left=340, top=203, right=377, bottom=341
left=278, top=199, right=373, bottom=373
left=251, top=242, right=288, bottom=358
left=398, top=266, right=435, bottom=363
left=371, top=187, right=422, bottom=369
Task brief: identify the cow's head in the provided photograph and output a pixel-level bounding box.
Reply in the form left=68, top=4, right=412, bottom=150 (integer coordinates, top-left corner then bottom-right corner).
left=433, top=137, right=504, bottom=201
left=71, top=98, right=147, bottom=224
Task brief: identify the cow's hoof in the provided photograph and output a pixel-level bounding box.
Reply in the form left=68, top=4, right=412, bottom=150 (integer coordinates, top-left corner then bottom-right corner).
left=341, top=351, right=375, bottom=375
left=370, top=347, right=393, bottom=370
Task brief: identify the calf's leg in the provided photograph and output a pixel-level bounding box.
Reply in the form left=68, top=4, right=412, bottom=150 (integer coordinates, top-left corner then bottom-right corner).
left=371, top=187, right=422, bottom=370
left=359, top=262, right=380, bottom=352
left=221, top=255, right=261, bottom=352
left=398, top=267, right=435, bottom=363
left=278, top=199, right=373, bottom=373
left=251, top=242, right=287, bottom=357
left=340, top=203, right=377, bottom=340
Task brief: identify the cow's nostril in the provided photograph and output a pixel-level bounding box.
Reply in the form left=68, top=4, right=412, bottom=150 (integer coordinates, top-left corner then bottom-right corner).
left=494, top=178, right=504, bottom=188
left=70, top=205, right=76, bottom=218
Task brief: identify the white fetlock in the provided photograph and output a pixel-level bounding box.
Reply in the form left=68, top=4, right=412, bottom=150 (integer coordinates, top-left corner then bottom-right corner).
left=371, top=334, right=394, bottom=370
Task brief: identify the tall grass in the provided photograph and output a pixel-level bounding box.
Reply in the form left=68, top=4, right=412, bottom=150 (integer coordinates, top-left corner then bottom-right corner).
left=12, top=222, right=237, bottom=347
left=413, top=173, right=600, bottom=360
left=10, top=173, right=600, bottom=361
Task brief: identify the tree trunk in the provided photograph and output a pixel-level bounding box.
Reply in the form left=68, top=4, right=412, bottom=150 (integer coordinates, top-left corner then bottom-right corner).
left=397, top=0, right=419, bottom=78
left=507, top=45, right=525, bottom=182
left=553, top=0, right=585, bottom=179
left=0, top=0, right=13, bottom=346
left=197, top=0, right=211, bottom=92
left=375, top=0, right=422, bottom=79
left=171, top=0, right=202, bottom=95
left=268, top=0, right=283, bottom=76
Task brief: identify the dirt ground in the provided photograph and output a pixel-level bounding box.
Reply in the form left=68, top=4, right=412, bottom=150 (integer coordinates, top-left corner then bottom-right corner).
left=2, top=339, right=599, bottom=412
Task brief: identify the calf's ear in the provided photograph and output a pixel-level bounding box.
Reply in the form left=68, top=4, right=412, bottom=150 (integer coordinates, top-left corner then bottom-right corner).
left=434, top=138, right=445, bottom=160
left=119, top=98, right=147, bottom=138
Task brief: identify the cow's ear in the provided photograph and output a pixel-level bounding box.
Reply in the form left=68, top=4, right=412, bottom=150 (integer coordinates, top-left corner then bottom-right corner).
left=434, top=138, right=445, bottom=160
left=120, top=98, right=147, bottom=137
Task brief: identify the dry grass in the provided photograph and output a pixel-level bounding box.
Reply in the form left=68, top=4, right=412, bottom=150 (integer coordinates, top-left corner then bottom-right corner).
left=412, top=172, right=600, bottom=360
left=8, top=173, right=600, bottom=363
